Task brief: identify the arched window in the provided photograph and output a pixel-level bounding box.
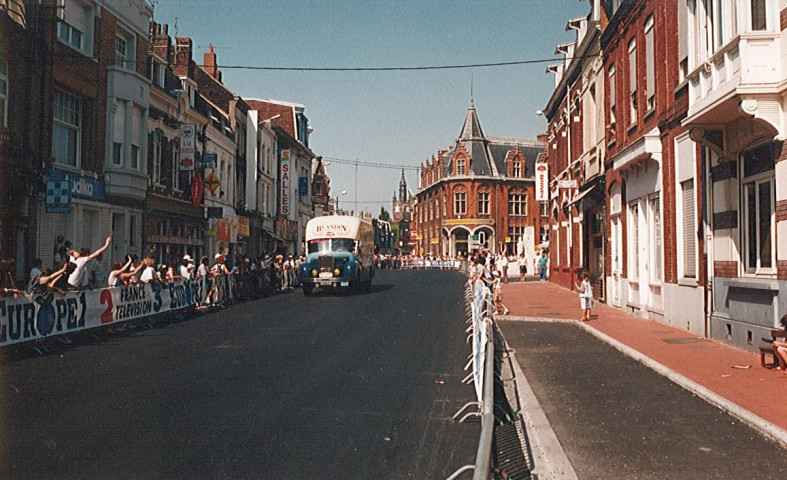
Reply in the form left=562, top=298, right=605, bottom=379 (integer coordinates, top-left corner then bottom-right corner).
left=477, top=190, right=490, bottom=215
left=454, top=189, right=467, bottom=215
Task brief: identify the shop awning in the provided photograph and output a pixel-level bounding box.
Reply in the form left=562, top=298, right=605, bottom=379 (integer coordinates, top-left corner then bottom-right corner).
left=569, top=177, right=605, bottom=207
left=568, top=187, right=595, bottom=206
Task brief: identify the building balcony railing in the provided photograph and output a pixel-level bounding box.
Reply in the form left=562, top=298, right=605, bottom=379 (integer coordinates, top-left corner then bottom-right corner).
left=685, top=31, right=781, bottom=126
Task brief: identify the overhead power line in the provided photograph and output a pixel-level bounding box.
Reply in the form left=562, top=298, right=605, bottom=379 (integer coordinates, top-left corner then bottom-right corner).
left=19, top=52, right=598, bottom=72
left=322, top=156, right=420, bottom=171
left=214, top=54, right=600, bottom=72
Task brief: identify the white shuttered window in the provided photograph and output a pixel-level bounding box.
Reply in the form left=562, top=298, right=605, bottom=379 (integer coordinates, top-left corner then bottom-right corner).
left=681, top=180, right=696, bottom=278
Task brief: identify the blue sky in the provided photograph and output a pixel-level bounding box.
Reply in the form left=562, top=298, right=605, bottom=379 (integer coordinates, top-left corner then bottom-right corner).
left=151, top=0, right=591, bottom=215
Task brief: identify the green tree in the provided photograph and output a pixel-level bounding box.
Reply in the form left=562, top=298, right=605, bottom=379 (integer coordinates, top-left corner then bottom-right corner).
left=379, top=207, right=390, bottom=221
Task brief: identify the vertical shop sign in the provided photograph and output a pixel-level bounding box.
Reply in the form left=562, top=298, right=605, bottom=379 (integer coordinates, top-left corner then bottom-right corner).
left=535, top=163, right=549, bottom=202
left=179, top=124, right=196, bottom=171
left=280, top=150, right=291, bottom=216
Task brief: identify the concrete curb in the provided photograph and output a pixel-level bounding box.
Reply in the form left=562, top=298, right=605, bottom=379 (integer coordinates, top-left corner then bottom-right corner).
left=498, top=315, right=787, bottom=450
left=496, top=323, right=579, bottom=480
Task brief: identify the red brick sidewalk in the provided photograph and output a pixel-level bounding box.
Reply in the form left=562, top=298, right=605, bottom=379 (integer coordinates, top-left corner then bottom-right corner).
left=500, top=280, right=787, bottom=439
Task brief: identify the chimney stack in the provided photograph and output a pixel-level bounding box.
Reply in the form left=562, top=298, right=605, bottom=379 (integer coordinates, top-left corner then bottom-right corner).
left=174, top=36, right=193, bottom=77
left=203, top=44, right=221, bottom=82
left=151, top=22, right=172, bottom=63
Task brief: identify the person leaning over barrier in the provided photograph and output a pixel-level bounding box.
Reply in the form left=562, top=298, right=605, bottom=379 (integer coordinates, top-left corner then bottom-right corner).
left=108, top=256, right=133, bottom=287
left=67, top=236, right=112, bottom=291
left=30, top=262, right=69, bottom=296
left=28, top=258, right=43, bottom=293
left=138, top=257, right=160, bottom=284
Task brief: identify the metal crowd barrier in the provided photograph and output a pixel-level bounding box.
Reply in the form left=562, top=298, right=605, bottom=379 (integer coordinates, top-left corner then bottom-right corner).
left=401, top=260, right=462, bottom=270
left=447, top=278, right=496, bottom=480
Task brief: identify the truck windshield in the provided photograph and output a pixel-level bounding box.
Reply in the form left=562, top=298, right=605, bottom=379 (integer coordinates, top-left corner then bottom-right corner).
left=308, top=238, right=355, bottom=254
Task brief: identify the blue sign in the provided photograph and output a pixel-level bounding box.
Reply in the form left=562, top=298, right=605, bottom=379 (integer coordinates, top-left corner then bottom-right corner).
left=46, top=180, right=70, bottom=205
left=299, top=177, right=308, bottom=197
left=201, top=153, right=217, bottom=169
left=46, top=178, right=70, bottom=213
left=49, top=171, right=105, bottom=201
left=46, top=205, right=70, bottom=214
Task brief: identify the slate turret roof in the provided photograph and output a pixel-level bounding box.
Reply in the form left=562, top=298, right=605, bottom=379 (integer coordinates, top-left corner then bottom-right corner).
left=443, top=99, right=544, bottom=179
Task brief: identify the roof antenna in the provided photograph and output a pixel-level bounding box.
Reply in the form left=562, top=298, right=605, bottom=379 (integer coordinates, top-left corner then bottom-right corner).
left=470, top=74, right=474, bottom=108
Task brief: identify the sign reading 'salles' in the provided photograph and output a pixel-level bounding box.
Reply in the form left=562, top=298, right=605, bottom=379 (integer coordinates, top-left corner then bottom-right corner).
left=535, top=163, right=549, bottom=202
left=280, top=150, right=291, bottom=217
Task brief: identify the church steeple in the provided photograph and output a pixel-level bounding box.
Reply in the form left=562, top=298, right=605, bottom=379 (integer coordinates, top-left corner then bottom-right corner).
left=398, top=169, right=407, bottom=202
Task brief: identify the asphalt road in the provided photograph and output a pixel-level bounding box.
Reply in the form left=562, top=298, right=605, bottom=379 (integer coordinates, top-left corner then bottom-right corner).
left=0, top=270, right=479, bottom=479
left=499, top=320, right=787, bottom=479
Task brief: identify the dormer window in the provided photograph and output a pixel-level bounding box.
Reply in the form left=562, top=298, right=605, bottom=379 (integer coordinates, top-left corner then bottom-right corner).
left=456, top=157, right=466, bottom=175
left=513, top=161, right=522, bottom=178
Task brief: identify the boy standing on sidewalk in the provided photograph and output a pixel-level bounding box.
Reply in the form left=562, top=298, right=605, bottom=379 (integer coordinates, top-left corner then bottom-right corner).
left=538, top=250, right=549, bottom=282
left=575, top=270, right=594, bottom=322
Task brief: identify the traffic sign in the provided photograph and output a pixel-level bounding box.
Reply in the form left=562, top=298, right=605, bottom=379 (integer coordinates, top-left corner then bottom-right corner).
left=191, top=173, right=204, bottom=208
left=204, top=173, right=220, bottom=194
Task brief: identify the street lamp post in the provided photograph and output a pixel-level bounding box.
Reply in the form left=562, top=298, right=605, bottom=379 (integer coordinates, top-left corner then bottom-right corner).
left=335, top=189, right=347, bottom=215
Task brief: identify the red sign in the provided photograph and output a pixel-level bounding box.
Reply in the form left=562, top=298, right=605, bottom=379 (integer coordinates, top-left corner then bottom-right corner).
left=191, top=173, right=204, bottom=208
left=535, top=163, right=549, bottom=202
left=216, top=219, right=231, bottom=243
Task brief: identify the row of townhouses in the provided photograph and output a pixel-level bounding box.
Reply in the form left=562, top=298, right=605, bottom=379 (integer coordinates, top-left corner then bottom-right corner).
left=542, top=0, right=786, bottom=352
left=0, top=1, right=330, bottom=280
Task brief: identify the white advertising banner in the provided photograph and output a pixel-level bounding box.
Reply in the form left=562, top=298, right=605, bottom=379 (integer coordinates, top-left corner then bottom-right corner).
left=535, top=163, right=549, bottom=201
left=179, top=124, right=196, bottom=171
left=280, top=149, right=291, bottom=218
left=0, top=280, right=206, bottom=347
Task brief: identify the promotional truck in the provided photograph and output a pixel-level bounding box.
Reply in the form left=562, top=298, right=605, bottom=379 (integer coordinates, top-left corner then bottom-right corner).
left=299, top=215, right=376, bottom=295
